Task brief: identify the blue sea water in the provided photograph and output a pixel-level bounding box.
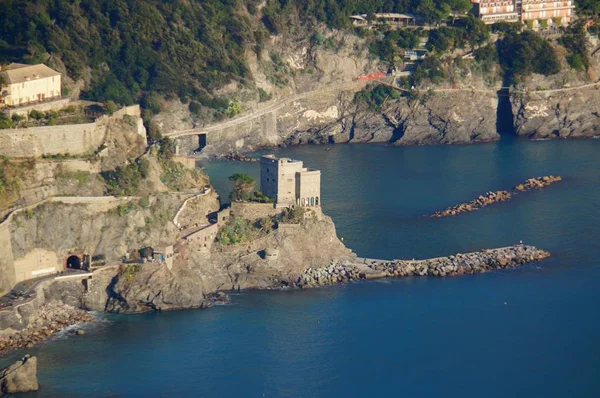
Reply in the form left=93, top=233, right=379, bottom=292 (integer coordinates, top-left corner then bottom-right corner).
left=3, top=137, right=600, bottom=397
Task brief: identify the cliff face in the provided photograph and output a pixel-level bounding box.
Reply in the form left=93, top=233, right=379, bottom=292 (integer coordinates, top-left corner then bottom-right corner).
left=9, top=196, right=182, bottom=266
left=511, top=87, right=600, bottom=138
left=282, top=90, right=499, bottom=147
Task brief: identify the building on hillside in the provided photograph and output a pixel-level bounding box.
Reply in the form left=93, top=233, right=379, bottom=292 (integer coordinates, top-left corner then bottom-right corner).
left=153, top=245, right=174, bottom=270
left=471, top=0, right=520, bottom=23
left=471, top=0, right=575, bottom=27
left=0, top=63, right=61, bottom=108
left=520, top=0, right=575, bottom=27
left=350, top=13, right=418, bottom=29
left=260, top=155, right=321, bottom=208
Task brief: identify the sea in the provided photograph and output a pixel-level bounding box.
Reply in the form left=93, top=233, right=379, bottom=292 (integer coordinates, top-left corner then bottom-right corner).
left=2, top=136, right=600, bottom=397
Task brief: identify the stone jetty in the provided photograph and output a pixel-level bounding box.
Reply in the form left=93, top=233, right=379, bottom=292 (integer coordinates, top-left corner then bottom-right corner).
left=431, top=176, right=562, bottom=217
left=0, top=303, right=94, bottom=357
left=297, top=245, right=550, bottom=287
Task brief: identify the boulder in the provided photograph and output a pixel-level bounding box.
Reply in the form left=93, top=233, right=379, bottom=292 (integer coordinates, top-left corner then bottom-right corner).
left=0, top=355, right=39, bottom=396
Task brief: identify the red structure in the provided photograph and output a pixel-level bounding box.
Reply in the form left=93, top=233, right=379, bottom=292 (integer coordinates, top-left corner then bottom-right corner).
left=358, top=72, right=386, bottom=81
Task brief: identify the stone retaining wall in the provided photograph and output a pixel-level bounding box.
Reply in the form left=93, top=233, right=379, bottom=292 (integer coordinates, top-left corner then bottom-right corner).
left=4, top=98, right=72, bottom=119
left=0, top=104, right=144, bottom=158
left=230, top=202, right=281, bottom=220
left=0, top=122, right=103, bottom=158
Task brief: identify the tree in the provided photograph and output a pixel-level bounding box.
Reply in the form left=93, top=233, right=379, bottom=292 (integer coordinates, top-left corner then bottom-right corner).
left=228, top=173, right=256, bottom=201
left=575, top=0, right=600, bottom=15
left=497, top=31, right=560, bottom=77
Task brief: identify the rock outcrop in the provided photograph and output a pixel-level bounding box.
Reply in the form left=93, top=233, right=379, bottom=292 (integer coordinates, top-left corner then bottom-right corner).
left=0, top=301, right=94, bottom=356
left=511, top=88, right=600, bottom=139
left=0, top=355, right=38, bottom=396
left=105, top=208, right=354, bottom=313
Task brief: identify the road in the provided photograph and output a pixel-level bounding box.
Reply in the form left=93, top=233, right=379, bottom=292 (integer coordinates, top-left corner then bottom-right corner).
left=164, top=80, right=371, bottom=138
left=0, top=271, right=85, bottom=312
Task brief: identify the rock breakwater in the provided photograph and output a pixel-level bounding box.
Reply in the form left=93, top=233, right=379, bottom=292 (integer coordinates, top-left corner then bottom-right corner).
left=0, top=303, right=94, bottom=357
left=431, top=176, right=562, bottom=217
left=297, top=245, right=549, bottom=287
left=514, top=176, right=562, bottom=192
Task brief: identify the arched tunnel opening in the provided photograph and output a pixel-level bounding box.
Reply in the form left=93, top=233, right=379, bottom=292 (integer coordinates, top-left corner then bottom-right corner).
left=197, top=133, right=207, bottom=152
left=66, top=255, right=82, bottom=270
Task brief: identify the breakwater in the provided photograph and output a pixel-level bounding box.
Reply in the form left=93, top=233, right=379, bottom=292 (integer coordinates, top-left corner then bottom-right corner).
left=297, top=245, right=549, bottom=287
left=431, top=176, right=562, bottom=217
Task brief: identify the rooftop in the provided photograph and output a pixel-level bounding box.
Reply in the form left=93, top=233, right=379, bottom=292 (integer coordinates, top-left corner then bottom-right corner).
left=0, top=63, right=61, bottom=85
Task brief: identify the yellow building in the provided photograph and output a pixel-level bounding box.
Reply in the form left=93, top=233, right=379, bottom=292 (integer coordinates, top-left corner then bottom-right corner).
left=471, top=0, right=575, bottom=26
left=0, top=63, right=61, bottom=108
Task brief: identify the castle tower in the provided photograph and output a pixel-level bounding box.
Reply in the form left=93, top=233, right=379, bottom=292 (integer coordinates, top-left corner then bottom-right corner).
left=260, top=155, right=321, bottom=208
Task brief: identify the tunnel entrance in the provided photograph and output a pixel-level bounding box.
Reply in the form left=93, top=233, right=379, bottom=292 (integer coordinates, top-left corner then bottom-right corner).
left=197, top=134, right=207, bottom=152
left=496, top=88, right=516, bottom=137
left=66, top=255, right=82, bottom=270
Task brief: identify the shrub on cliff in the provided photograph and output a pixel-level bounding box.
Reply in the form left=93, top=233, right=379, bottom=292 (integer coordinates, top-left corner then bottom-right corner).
left=216, top=217, right=253, bottom=245
left=229, top=173, right=257, bottom=201
left=354, top=85, right=400, bottom=110
left=559, top=23, right=590, bottom=71
left=497, top=31, right=560, bottom=77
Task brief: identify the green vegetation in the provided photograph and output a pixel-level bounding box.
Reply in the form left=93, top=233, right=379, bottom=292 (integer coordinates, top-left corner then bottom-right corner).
left=57, top=169, right=91, bottom=186
left=160, top=161, right=187, bottom=191
left=120, top=264, right=141, bottom=282
left=0, top=156, right=35, bottom=209
left=116, top=201, right=138, bottom=217
left=427, top=17, right=489, bottom=53
left=354, top=84, right=400, bottom=110
left=101, top=158, right=150, bottom=196
left=215, top=217, right=253, bottom=245
left=0, top=0, right=261, bottom=110
left=262, top=0, right=471, bottom=33
left=280, top=205, right=306, bottom=224
left=497, top=31, right=560, bottom=78
left=228, top=173, right=272, bottom=202
left=559, top=23, right=590, bottom=71
left=411, top=56, right=447, bottom=85
left=576, top=0, right=600, bottom=15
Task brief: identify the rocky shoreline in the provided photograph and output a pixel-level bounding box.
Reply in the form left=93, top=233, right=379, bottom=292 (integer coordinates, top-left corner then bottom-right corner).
left=431, top=176, right=562, bottom=217
left=216, top=151, right=259, bottom=162
left=296, top=245, right=549, bottom=287
left=0, top=303, right=94, bottom=357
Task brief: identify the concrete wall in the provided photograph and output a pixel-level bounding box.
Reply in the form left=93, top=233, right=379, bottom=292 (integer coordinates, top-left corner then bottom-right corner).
left=184, top=223, right=219, bottom=249
left=0, top=222, right=16, bottom=292
left=13, top=248, right=60, bottom=283
left=172, top=156, right=197, bottom=170
left=0, top=122, right=104, bottom=158
left=230, top=202, right=280, bottom=220
left=5, top=98, right=72, bottom=119
left=0, top=104, right=144, bottom=158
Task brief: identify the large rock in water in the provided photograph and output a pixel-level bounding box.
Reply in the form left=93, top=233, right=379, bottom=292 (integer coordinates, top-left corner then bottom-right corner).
left=0, top=355, right=39, bottom=396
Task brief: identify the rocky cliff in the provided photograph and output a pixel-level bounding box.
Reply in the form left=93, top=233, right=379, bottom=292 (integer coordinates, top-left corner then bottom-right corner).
left=511, top=86, right=600, bottom=139
left=510, top=51, right=600, bottom=139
